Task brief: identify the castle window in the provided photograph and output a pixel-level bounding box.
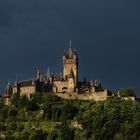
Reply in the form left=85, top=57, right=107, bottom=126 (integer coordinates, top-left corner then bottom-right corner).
left=66, top=76, right=68, bottom=80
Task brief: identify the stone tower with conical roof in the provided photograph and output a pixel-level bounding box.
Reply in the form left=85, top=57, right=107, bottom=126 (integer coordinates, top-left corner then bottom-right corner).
left=63, top=47, right=78, bottom=86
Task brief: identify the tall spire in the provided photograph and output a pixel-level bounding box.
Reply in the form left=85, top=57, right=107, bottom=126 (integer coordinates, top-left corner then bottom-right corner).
left=63, top=41, right=78, bottom=59
left=6, top=81, right=11, bottom=90
left=47, top=67, right=51, bottom=77
left=69, top=40, right=72, bottom=48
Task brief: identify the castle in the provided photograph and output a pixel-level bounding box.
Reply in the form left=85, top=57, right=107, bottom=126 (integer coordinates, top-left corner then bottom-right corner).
left=4, top=47, right=109, bottom=100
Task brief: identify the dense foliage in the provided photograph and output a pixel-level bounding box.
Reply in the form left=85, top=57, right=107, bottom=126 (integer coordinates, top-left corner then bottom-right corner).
left=0, top=93, right=140, bottom=140
left=120, top=88, right=135, bottom=97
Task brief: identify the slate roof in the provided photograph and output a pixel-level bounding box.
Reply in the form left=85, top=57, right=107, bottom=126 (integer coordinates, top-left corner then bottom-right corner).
left=18, top=79, right=35, bottom=87
left=64, top=48, right=78, bottom=59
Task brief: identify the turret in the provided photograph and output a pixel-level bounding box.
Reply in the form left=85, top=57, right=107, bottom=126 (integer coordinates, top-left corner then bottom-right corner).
left=13, top=80, right=20, bottom=94
left=4, top=82, right=13, bottom=98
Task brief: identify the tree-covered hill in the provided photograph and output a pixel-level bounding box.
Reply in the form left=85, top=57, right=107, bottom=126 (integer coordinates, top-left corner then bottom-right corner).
left=0, top=93, right=140, bottom=140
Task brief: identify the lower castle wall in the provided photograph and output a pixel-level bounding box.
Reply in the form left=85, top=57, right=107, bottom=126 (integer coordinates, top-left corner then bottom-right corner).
left=55, top=90, right=109, bottom=101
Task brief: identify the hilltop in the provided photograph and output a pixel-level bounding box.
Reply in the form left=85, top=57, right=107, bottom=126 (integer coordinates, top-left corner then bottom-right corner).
left=0, top=93, right=140, bottom=140
left=3, top=47, right=136, bottom=103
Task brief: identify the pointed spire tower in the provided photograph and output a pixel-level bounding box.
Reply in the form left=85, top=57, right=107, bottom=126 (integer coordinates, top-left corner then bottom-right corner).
left=46, top=67, right=53, bottom=83
left=69, top=40, right=72, bottom=48
left=4, top=82, right=12, bottom=98
left=47, top=67, right=51, bottom=78
left=63, top=40, right=78, bottom=86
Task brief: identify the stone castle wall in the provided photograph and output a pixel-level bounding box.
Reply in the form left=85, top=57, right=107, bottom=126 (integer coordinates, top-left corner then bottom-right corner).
left=54, top=81, right=69, bottom=93
left=56, top=90, right=109, bottom=101
left=20, top=86, right=36, bottom=97
left=54, top=78, right=75, bottom=93
left=13, top=86, right=36, bottom=98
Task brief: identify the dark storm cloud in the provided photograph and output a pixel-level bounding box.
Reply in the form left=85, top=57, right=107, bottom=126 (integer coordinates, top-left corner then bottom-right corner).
left=0, top=0, right=140, bottom=96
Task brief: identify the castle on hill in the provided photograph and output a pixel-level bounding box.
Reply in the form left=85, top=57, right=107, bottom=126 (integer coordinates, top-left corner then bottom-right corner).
left=4, top=47, right=109, bottom=99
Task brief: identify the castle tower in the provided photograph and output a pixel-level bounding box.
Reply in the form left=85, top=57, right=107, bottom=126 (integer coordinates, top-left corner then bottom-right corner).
left=4, top=82, right=13, bottom=98
left=63, top=47, right=78, bottom=85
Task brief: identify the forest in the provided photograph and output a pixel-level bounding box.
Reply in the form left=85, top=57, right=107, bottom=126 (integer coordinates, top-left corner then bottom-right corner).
left=0, top=91, right=140, bottom=140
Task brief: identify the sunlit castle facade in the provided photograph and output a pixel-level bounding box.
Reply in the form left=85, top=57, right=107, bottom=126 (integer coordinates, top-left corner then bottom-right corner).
left=4, top=46, right=107, bottom=99
left=4, top=47, right=79, bottom=98
left=53, top=47, right=78, bottom=93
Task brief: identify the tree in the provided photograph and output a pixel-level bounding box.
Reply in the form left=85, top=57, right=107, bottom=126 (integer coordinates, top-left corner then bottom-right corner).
left=59, top=122, right=74, bottom=140
left=20, top=130, right=30, bottom=140
left=43, top=103, right=52, bottom=121
left=7, top=108, right=18, bottom=121
left=51, top=106, right=62, bottom=121
left=29, top=130, right=47, bottom=140
left=10, top=93, right=20, bottom=108
left=0, top=123, right=6, bottom=131
left=0, top=98, right=4, bottom=109
left=45, top=93, right=62, bottom=103
left=61, top=102, right=78, bottom=121
left=19, top=95, right=30, bottom=108
left=0, top=107, right=8, bottom=122
left=120, top=88, right=135, bottom=97
left=7, top=121, right=17, bottom=131
left=26, top=99, right=39, bottom=111
left=48, top=130, right=58, bottom=140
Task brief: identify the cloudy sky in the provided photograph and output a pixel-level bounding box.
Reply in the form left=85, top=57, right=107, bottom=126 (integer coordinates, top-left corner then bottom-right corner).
left=0, top=0, right=140, bottom=96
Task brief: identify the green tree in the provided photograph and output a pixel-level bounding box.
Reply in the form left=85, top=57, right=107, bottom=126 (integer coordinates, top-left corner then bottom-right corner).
left=26, top=99, right=39, bottom=111
left=43, top=103, right=52, bottom=121
left=45, top=93, right=62, bottom=103
left=11, top=93, right=20, bottom=108
left=29, top=130, right=47, bottom=140
left=48, top=130, right=58, bottom=140
left=7, top=121, right=17, bottom=131
left=61, top=102, right=78, bottom=121
left=19, top=95, right=30, bottom=108
left=7, top=108, right=18, bottom=121
left=59, top=122, right=74, bottom=140
left=120, top=88, right=135, bottom=97
left=0, top=98, right=4, bottom=108
left=0, top=107, right=8, bottom=122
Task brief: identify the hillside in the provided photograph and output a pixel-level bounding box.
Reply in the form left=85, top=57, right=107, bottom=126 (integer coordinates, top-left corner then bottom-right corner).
left=0, top=93, right=140, bottom=140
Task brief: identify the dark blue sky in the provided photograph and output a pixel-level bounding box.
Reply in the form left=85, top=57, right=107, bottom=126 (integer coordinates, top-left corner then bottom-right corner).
left=0, top=0, right=140, bottom=96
